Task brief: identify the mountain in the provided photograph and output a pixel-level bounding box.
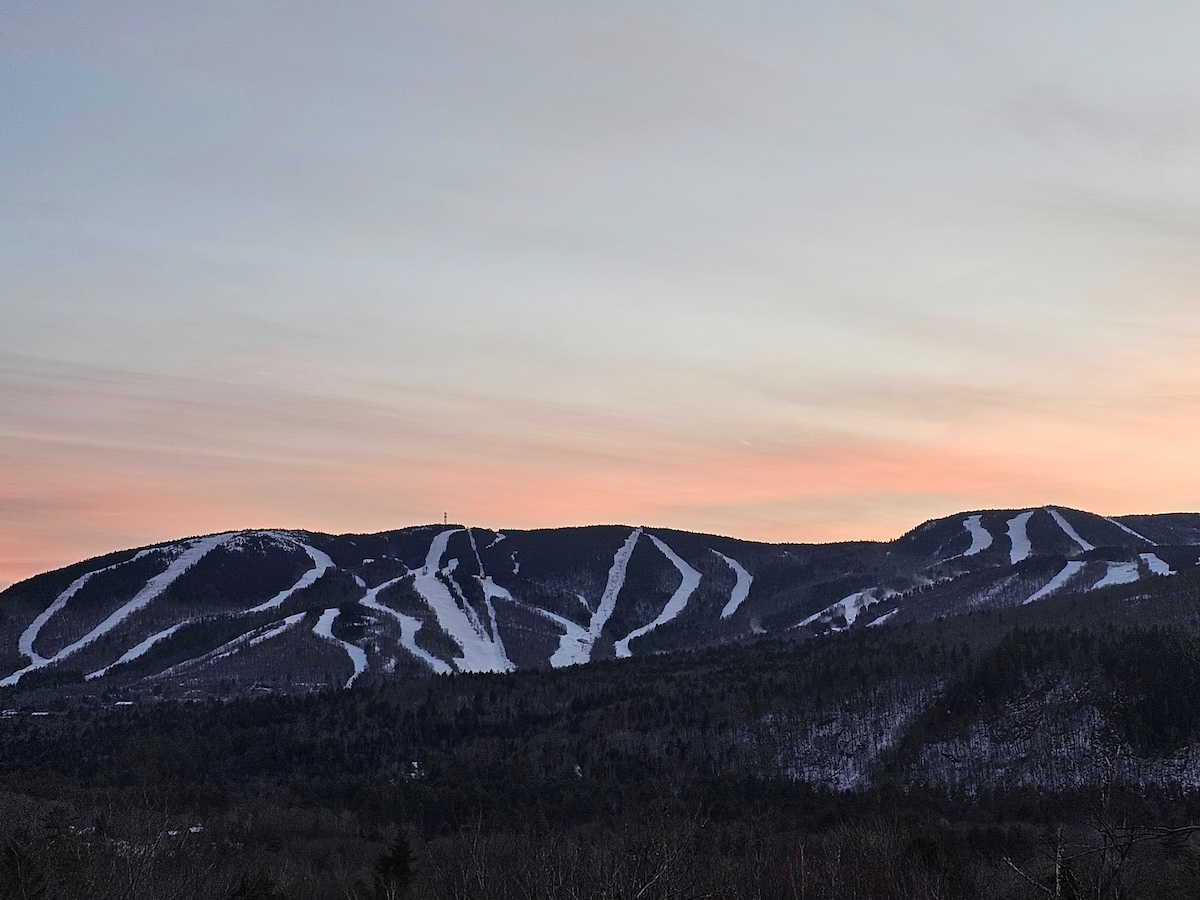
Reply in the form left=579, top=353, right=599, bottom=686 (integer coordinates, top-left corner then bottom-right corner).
left=2, top=506, right=1198, bottom=699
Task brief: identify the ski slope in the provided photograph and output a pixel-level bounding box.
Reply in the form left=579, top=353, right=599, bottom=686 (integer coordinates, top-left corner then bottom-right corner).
left=2, top=533, right=233, bottom=687
left=1092, top=561, right=1139, bottom=589
left=313, top=608, right=368, bottom=688
left=87, top=621, right=189, bottom=680
left=959, top=515, right=993, bottom=557
left=552, top=528, right=641, bottom=665
left=1140, top=553, right=1175, bottom=576
left=1024, top=561, right=1086, bottom=604
left=1049, top=509, right=1095, bottom=553
left=1108, top=518, right=1155, bottom=546
left=1007, top=512, right=1035, bottom=565
left=244, top=537, right=334, bottom=614
left=615, top=535, right=701, bottom=658
left=713, top=551, right=752, bottom=618
left=359, top=576, right=452, bottom=675
left=156, top=613, right=307, bottom=677
left=411, top=529, right=513, bottom=673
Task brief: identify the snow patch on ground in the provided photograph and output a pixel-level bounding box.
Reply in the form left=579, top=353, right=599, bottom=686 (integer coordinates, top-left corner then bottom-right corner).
left=411, top=529, right=513, bottom=673
left=1140, top=553, right=1176, bottom=576
left=959, top=515, right=993, bottom=557
left=615, top=535, right=701, bottom=658
left=244, top=537, right=334, bottom=614
left=1023, top=561, right=1086, bottom=604
left=1007, top=512, right=1035, bottom=564
left=1049, top=509, right=1095, bottom=553
left=713, top=550, right=752, bottom=618
left=313, top=608, right=368, bottom=688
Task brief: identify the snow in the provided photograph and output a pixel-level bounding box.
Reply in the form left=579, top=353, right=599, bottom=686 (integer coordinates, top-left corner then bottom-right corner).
left=478, top=575, right=589, bottom=669
left=553, top=528, right=641, bottom=666
left=410, top=529, right=513, bottom=673
left=1107, top=518, right=1156, bottom=546
left=712, top=551, right=752, bottom=618
left=87, top=622, right=188, bottom=680
left=1140, top=553, right=1176, bottom=576
left=356, top=576, right=452, bottom=674
left=1006, top=511, right=1035, bottom=564
left=867, top=608, right=898, bottom=628
left=1049, top=508, right=1095, bottom=553
left=1023, top=561, right=1086, bottom=604
left=2, top=533, right=233, bottom=687
left=485, top=532, right=506, bottom=549
left=244, top=537, right=334, bottom=614
left=615, top=535, right=701, bottom=658
left=313, top=608, right=368, bottom=688
left=797, top=589, right=889, bottom=629
left=959, top=515, right=993, bottom=557
left=1092, top=561, right=1140, bottom=590
left=156, top=613, right=307, bottom=677
left=17, top=548, right=156, bottom=666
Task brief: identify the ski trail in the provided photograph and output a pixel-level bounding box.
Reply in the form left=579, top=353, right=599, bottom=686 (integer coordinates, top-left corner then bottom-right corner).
left=359, top=576, right=452, bottom=675
left=867, top=608, right=898, bottom=628
left=1140, top=553, right=1176, bottom=576
left=796, top=589, right=886, bottom=629
left=1023, top=561, right=1085, bottom=604
left=411, top=529, right=513, bottom=673
left=313, top=608, right=368, bottom=688
left=476, top=575, right=589, bottom=669
left=87, top=621, right=189, bottom=680
left=2, top=533, right=234, bottom=687
left=556, top=527, right=640, bottom=665
left=156, top=613, right=306, bottom=677
left=1092, top=561, right=1140, bottom=589
left=1108, top=518, right=1156, bottom=546
left=468, top=531, right=510, bottom=671
left=959, top=515, right=993, bottom=557
left=485, top=532, right=506, bottom=549
left=1006, top=511, right=1035, bottom=564
left=713, top=550, right=753, bottom=618
left=244, top=537, right=334, bottom=614
left=615, top=535, right=701, bottom=658
left=1049, top=508, right=1095, bottom=553
left=17, top=548, right=155, bottom=665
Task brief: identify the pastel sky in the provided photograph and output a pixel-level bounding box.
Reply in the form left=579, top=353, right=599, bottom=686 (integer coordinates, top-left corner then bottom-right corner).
left=4, top=1, right=1200, bottom=587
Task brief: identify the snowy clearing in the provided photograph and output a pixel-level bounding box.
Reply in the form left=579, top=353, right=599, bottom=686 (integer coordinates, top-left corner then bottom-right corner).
left=359, top=576, right=452, bottom=675
left=2, top=533, right=233, bottom=687
left=1108, top=518, right=1156, bottom=546
left=411, top=529, right=513, bottom=673
left=1140, top=553, right=1176, bottom=576
left=713, top=550, right=753, bottom=618
left=1023, top=561, right=1086, bottom=604
left=1007, top=512, right=1035, bottom=564
left=615, top=535, right=701, bottom=658
left=313, top=608, right=368, bottom=688
left=959, top=515, right=993, bottom=557
left=244, top=537, right=334, bottom=614
left=1049, top=509, right=1095, bottom=553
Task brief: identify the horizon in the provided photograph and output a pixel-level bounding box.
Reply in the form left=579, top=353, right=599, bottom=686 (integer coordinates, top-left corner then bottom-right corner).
left=5, top=3, right=1200, bottom=588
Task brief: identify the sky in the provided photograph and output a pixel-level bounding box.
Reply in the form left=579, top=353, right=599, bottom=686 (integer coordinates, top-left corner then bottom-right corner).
left=3, top=1, right=1200, bottom=587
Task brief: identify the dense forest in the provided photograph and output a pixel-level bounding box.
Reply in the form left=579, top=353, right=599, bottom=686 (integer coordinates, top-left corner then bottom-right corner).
left=8, top=620, right=1200, bottom=898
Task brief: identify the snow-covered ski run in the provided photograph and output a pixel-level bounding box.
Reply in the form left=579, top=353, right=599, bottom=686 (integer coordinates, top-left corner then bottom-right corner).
left=313, top=608, right=368, bottom=688
left=155, top=613, right=308, bottom=678
left=615, top=535, right=701, bottom=658
left=1049, top=508, right=1094, bottom=553
left=958, top=515, right=993, bottom=557
left=1108, top=518, right=1155, bottom=546
left=2, top=533, right=234, bottom=687
left=552, top=528, right=641, bottom=666
left=244, top=536, right=334, bottom=614
left=713, top=551, right=752, bottom=618
left=87, top=621, right=190, bottom=680
left=1092, top=561, right=1139, bottom=590
left=1006, top=511, right=1035, bottom=565
left=1023, top=561, right=1086, bottom=604
left=411, top=529, right=513, bottom=674
left=1141, top=553, right=1175, bottom=576
left=359, top=576, right=452, bottom=675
